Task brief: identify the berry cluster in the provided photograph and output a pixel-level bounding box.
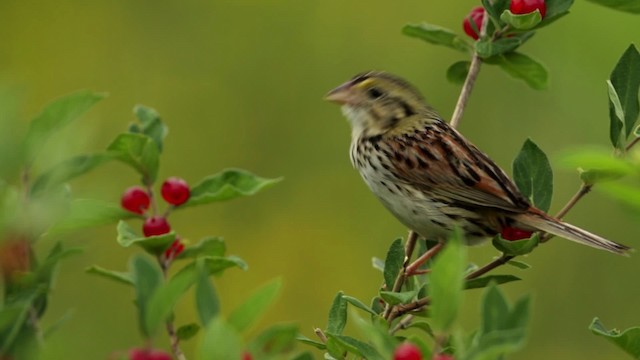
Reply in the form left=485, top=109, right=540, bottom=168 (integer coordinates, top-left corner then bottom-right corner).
left=121, top=177, right=191, bottom=259
left=463, top=0, right=547, bottom=40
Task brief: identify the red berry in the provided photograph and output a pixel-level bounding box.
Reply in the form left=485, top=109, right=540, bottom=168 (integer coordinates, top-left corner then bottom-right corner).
left=164, top=239, right=185, bottom=259
left=129, top=348, right=150, bottom=360
left=243, top=352, right=253, bottom=360
left=143, top=216, right=171, bottom=237
left=510, top=0, right=546, bottom=18
left=161, top=177, right=191, bottom=206
left=121, top=186, right=151, bottom=214
left=394, top=343, right=423, bottom=360
left=432, top=354, right=455, bottom=360
left=148, top=350, right=172, bottom=360
left=462, top=6, right=485, bottom=40
left=501, top=227, right=533, bottom=241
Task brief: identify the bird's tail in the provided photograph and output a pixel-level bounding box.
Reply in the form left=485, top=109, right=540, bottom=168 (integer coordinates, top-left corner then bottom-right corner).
left=513, top=211, right=632, bottom=255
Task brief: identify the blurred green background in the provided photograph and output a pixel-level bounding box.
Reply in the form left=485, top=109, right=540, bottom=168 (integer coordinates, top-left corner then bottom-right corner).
left=1, top=0, right=640, bottom=359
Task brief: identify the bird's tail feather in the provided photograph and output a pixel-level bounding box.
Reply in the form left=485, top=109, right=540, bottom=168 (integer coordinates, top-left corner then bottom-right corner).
left=514, top=212, right=632, bottom=255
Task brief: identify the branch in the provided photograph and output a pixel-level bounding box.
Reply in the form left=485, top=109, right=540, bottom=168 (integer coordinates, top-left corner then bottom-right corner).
left=465, top=254, right=514, bottom=280
left=449, top=9, right=489, bottom=129
left=159, top=260, right=187, bottom=360
left=450, top=54, right=483, bottom=129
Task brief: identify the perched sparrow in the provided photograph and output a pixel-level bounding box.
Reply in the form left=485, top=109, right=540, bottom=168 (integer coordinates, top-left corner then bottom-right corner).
left=326, top=71, right=630, bottom=254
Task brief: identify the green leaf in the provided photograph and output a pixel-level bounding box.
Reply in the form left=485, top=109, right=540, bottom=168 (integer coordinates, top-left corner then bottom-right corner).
left=49, top=199, right=138, bottom=233
left=0, top=288, right=44, bottom=352
left=492, top=233, right=540, bottom=256
left=476, top=38, right=522, bottom=59
left=350, top=312, right=396, bottom=358
left=507, top=260, right=531, bottom=269
left=343, top=295, right=377, bottom=316
left=589, top=317, right=640, bottom=358
left=599, top=182, right=640, bottom=210
left=291, top=351, right=315, bottom=360
left=472, top=284, right=531, bottom=360
left=326, top=334, right=385, bottom=360
left=406, top=321, right=435, bottom=337
left=482, top=0, right=510, bottom=24
left=31, top=153, right=112, bottom=195
left=24, top=90, right=106, bottom=162
left=465, top=275, right=521, bottom=290
left=586, top=0, right=640, bottom=13
left=487, top=52, right=548, bottom=90
left=176, top=323, right=200, bottom=341
left=558, top=147, right=636, bottom=184
left=183, top=169, right=282, bottom=207
left=195, top=259, right=220, bottom=326
left=85, top=265, right=134, bottom=285
left=249, top=324, right=299, bottom=356
left=130, top=105, right=168, bottom=152
left=500, top=9, right=542, bottom=30
left=198, top=317, right=243, bottom=360
left=178, top=237, right=225, bottom=259
left=116, top=220, right=176, bottom=255
left=609, top=80, right=627, bottom=148
left=145, top=265, right=198, bottom=335
left=610, top=45, right=640, bottom=140
left=402, top=23, right=471, bottom=52
left=430, top=228, right=466, bottom=331
left=130, top=255, right=163, bottom=337
left=513, top=138, right=553, bottom=212
left=296, top=335, right=327, bottom=350
left=37, top=242, right=83, bottom=286
left=107, top=133, right=160, bottom=185
left=481, top=284, right=509, bottom=334
left=175, top=255, right=248, bottom=280
left=326, top=292, right=348, bottom=335
left=446, top=61, right=470, bottom=85
left=228, top=278, right=282, bottom=333
left=538, top=0, right=574, bottom=28
left=383, top=238, right=404, bottom=289
left=379, top=290, right=418, bottom=305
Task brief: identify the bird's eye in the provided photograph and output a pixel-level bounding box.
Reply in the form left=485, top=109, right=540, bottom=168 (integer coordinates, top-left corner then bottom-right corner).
left=367, top=87, right=384, bottom=99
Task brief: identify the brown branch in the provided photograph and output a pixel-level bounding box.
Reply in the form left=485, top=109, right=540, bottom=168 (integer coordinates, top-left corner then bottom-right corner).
left=450, top=54, right=483, bottom=129
left=387, top=297, right=431, bottom=323
left=405, top=242, right=444, bottom=275
left=465, top=254, right=514, bottom=280
left=382, top=231, right=419, bottom=319
left=449, top=8, right=489, bottom=129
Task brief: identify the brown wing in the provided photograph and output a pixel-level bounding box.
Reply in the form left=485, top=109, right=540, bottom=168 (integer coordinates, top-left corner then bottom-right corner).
left=384, top=120, right=530, bottom=213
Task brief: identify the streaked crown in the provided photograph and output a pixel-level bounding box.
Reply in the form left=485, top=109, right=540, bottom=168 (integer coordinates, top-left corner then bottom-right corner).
left=325, top=71, right=440, bottom=139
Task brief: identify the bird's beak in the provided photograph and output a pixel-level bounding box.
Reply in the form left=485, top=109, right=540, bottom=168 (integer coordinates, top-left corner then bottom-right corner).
left=324, top=81, right=357, bottom=105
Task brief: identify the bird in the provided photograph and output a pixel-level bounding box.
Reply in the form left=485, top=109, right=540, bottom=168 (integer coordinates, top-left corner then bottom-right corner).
left=325, top=71, right=630, bottom=255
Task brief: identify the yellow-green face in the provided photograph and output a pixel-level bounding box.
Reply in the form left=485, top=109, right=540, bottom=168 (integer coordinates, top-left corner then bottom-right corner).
left=325, top=71, right=431, bottom=138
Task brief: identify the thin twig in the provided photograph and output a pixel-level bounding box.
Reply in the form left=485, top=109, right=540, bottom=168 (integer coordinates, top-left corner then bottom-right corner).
left=405, top=242, right=444, bottom=276
left=554, top=183, right=592, bottom=221
left=389, top=315, right=414, bottom=335
left=314, top=328, right=328, bottom=344
left=625, top=136, right=640, bottom=152
left=465, top=254, right=514, bottom=280
left=159, top=260, right=187, bottom=360
left=450, top=54, right=483, bottom=129
left=449, top=9, right=489, bottom=129
left=388, top=297, right=430, bottom=323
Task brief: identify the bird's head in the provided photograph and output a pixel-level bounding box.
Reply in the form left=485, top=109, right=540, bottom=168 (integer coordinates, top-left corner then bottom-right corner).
left=325, top=71, right=438, bottom=139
